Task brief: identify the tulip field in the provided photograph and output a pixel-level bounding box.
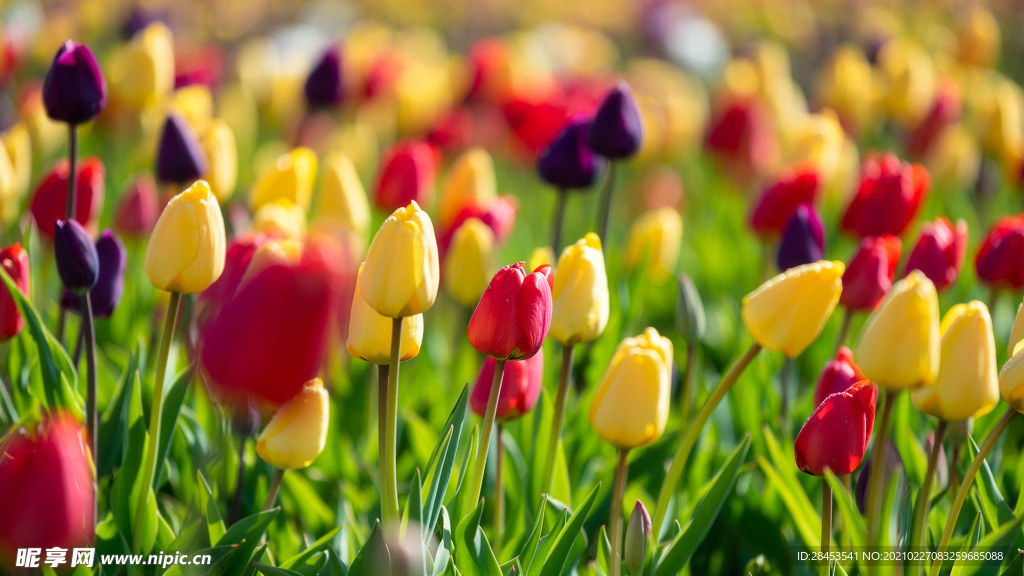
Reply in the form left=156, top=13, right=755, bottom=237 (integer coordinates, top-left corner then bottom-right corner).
left=8, top=0, right=1024, bottom=575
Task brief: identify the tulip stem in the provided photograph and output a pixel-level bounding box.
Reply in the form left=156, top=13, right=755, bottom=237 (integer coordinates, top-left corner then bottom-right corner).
left=908, top=419, right=947, bottom=575
left=821, top=479, right=832, bottom=576
left=262, top=469, right=285, bottom=512
left=81, top=293, right=98, bottom=522
left=929, top=407, right=1016, bottom=576
left=494, top=423, right=505, bottom=555
left=470, top=359, right=506, bottom=506
left=67, top=124, right=78, bottom=221
left=835, top=308, right=852, bottom=354
left=596, top=161, right=616, bottom=244
left=132, top=291, right=182, bottom=553
left=866, top=389, right=898, bottom=545
left=377, top=363, right=390, bottom=527
left=780, top=356, right=795, bottom=428
left=384, top=318, right=404, bottom=535
left=552, top=189, right=568, bottom=255
left=680, top=342, right=697, bottom=424
left=541, top=344, right=575, bottom=497
left=652, top=342, right=762, bottom=538
left=609, top=448, right=630, bottom=576
left=230, top=437, right=247, bottom=523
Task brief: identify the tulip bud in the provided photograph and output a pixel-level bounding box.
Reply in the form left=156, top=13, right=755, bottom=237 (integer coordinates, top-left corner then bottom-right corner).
left=742, top=261, right=844, bottom=358
left=911, top=301, right=998, bottom=421
left=108, top=22, right=174, bottom=109
left=842, top=153, right=929, bottom=238
left=877, top=40, right=936, bottom=127
left=624, top=500, right=652, bottom=575
left=347, top=263, right=423, bottom=365
left=199, top=119, right=237, bottom=202
left=468, top=262, right=552, bottom=360
left=373, top=141, right=436, bottom=212
left=0, top=414, right=96, bottom=566
left=0, top=243, right=30, bottom=341
left=840, top=236, right=901, bottom=312
left=999, top=343, right=1024, bottom=414
left=623, top=207, right=683, bottom=279
left=776, top=204, right=825, bottom=271
left=528, top=246, right=555, bottom=275
left=42, top=40, right=106, bottom=125
left=316, top=152, right=370, bottom=239
left=817, top=45, right=873, bottom=135
left=360, top=201, right=439, bottom=318
left=63, top=230, right=127, bottom=318
left=795, top=380, right=877, bottom=476
left=814, top=347, right=865, bottom=407
left=54, top=219, right=99, bottom=293
left=251, top=147, right=318, bottom=211
left=438, top=147, right=496, bottom=229
left=538, top=116, right=605, bottom=190
left=704, top=98, right=774, bottom=177
left=550, top=234, right=609, bottom=345
left=443, top=217, right=496, bottom=307
left=906, top=80, right=961, bottom=160
left=957, top=6, right=1000, bottom=67
left=30, top=158, right=105, bottom=239
left=0, top=141, right=18, bottom=228
left=749, top=168, right=820, bottom=238
left=470, top=351, right=544, bottom=421
left=856, top=270, right=940, bottom=390
left=1009, top=300, right=1024, bottom=358
left=903, top=217, right=967, bottom=292
left=305, top=46, right=343, bottom=109
left=676, top=273, right=706, bottom=343
left=114, top=174, right=160, bottom=237
left=145, top=180, right=226, bottom=294
left=253, top=199, right=307, bottom=240
left=589, top=81, right=644, bottom=159
left=590, top=327, right=673, bottom=448
left=256, top=379, right=329, bottom=469
left=438, top=195, right=518, bottom=254
left=976, top=215, right=1024, bottom=291
left=156, top=113, right=208, bottom=184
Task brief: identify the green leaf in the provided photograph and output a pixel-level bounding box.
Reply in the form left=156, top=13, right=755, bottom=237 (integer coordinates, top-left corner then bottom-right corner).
left=454, top=500, right=502, bottom=576
left=432, top=506, right=454, bottom=576
left=967, top=435, right=1014, bottom=528
left=405, top=468, right=424, bottom=535
left=594, top=525, right=612, bottom=576
left=757, top=456, right=819, bottom=547
left=109, top=370, right=157, bottom=554
left=997, top=551, right=1024, bottom=575
left=348, top=520, right=390, bottom=576
left=253, top=562, right=304, bottom=576
left=823, top=471, right=867, bottom=549
left=956, top=515, right=1024, bottom=576
left=423, top=385, right=469, bottom=534
left=657, top=436, right=750, bottom=574
left=518, top=496, right=548, bottom=574
left=950, top=513, right=983, bottom=576
left=280, top=527, right=344, bottom=572
left=537, top=483, right=601, bottom=576
left=449, top=425, right=479, bottom=523
left=208, top=509, right=280, bottom=575
left=97, top=350, right=139, bottom=477
left=154, top=365, right=195, bottom=488
left=198, top=470, right=227, bottom=546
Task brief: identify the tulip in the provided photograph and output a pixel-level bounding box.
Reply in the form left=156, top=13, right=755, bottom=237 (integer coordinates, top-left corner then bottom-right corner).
left=742, top=261, right=844, bottom=358
left=842, top=154, right=929, bottom=238
left=374, top=141, right=436, bottom=212
left=816, top=45, right=874, bottom=135
left=305, top=46, right=343, bottom=109
left=877, top=40, right=935, bottom=127
left=199, top=119, right=237, bottom=202
left=144, top=180, right=226, bottom=294
left=704, top=98, right=774, bottom=179
left=107, top=22, right=174, bottom=109
left=468, top=262, right=553, bottom=360
left=0, top=124, right=31, bottom=223
left=903, top=217, right=967, bottom=292
left=776, top=204, right=825, bottom=271
left=0, top=243, right=29, bottom=342
left=438, top=147, right=496, bottom=230
left=840, top=236, right=901, bottom=312
left=783, top=111, right=845, bottom=186
left=749, top=168, right=821, bottom=238
left=54, top=219, right=98, bottom=293
left=906, top=80, right=961, bottom=160
left=589, top=81, right=644, bottom=159
left=911, top=302, right=998, bottom=421
left=538, top=115, right=605, bottom=190
left=676, top=273, right=706, bottom=343
left=438, top=195, right=518, bottom=255
left=623, top=207, right=683, bottom=279
left=316, top=152, right=370, bottom=239
left=43, top=41, right=106, bottom=125
left=976, top=77, right=1023, bottom=162
left=0, top=414, right=95, bottom=567
left=0, top=141, right=18, bottom=228
left=469, top=351, right=544, bottom=422
left=347, top=263, right=423, bottom=365
left=253, top=199, right=307, bottom=240
left=156, top=113, right=208, bottom=185
left=814, top=347, right=865, bottom=407
left=114, top=174, right=160, bottom=237
left=251, top=147, right=318, bottom=212
left=256, top=378, right=330, bottom=470
left=528, top=246, right=555, bottom=276
left=62, top=230, right=126, bottom=318
left=624, top=500, right=652, bottom=576
left=550, top=233, right=609, bottom=345
left=976, top=215, right=1024, bottom=291
left=795, top=381, right=877, bottom=476
left=443, top=217, right=496, bottom=307
left=360, top=201, right=439, bottom=319
left=30, top=158, right=105, bottom=238
left=169, top=85, right=214, bottom=133
left=957, top=5, right=1000, bottom=67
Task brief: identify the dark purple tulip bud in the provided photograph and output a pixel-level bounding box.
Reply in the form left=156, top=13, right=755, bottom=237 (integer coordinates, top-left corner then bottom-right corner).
left=776, top=203, right=825, bottom=271
left=304, top=47, right=343, bottom=109
left=537, top=115, right=605, bottom=190
left=42, top=41, right=107, bottom=125
left=588, top=81, right=644, bottom=159
left=54, top=220, right=99, bottom=293
left=88, top=231, right=127, bottom=317
left=156, top=113, right=208, bottom=184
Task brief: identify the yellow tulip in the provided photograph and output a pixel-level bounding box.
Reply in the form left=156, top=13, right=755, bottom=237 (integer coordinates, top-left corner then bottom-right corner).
left=528, top=246, right=555, bottom=274
left=251, top=147, right=318, bottom=211
left=977, top=77, right=1023, bottom=162
left=108, top=22, right=174, bottom=109
left=443, top=218, right=495, bottom=307
left=200, top=119, right=237, bottom=202
left=957, top=5, right=1000, bottom=68
left=856, top=270, right=940, bottom=390
left=589, top=327, right=673, bottom=449
left=315, top=152, right=370, bottom=239
left=924, top=124, right=981, bottom=190
left=240, top=239, right=303, bottom=287
left=144, top=180, right=226, bottom=294
left=253, top=199, right=307, bottom=240
left=817, top=44, right=875, bottom=134
left=438, top=148, right=496, bottom=228
left=1, top=123, right=31, bottom=204
left=877, top=39, right=936, bottom=126
left=256, top=378, right=329, bottom=469
left=1008, top=299, right=1024, bottom=357
left=623, top=208, right=682, bottom=280
left=912, top=301, right=999, bottom=420
left=999, top=346, right=1024, bottom=413
left=0, top=140, right=15, bottom=226
left=360, top=201, right=439, bottom=318
left=347, top=264, right=424, bottom=364
left=742, top=261, right=844, bottom=358
left=170, top=84, right=214, bottom=135
left=783, top=110, right=845, bottom=183
left=551, top=233, right=609, bottom=345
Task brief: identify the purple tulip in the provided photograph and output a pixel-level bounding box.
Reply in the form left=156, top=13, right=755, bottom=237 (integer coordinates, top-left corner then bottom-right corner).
left=156, top=113, right=208, bottom=184
left=305, top=47, right=344, bottom=109
left=537, top=115, right=605, bottom=190
left=54, top=220, right=98, bottom=293
left=588, top=81, right=644, bottom=159
left=43, top=41, right=107, bottom=125
left=776, top=204, right=825, bottom=271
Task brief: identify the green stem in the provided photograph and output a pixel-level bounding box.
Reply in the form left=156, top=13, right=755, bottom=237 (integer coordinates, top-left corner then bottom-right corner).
left=541, top=344, right=575, bottom=496
left=596, top=161, right=616, bottom=244
left=551, top=189, right=568, bottom=256
left=57, top=124, right=79, bottom=344
left=930, top=407, right=1016, bottom=576
left=835, top=308, right=853, bottom=354
left=680, top=342, right=697, bottom=424
left=780, top=356, right=795, bottom=427
left=652, top=342, right=762, bottom=538
left=262, top=469, right=285, bottom=512
left=609, top=448, right=630, bottom=576
left=230, top=436, right=247, bottom=523
left=470, top=358, right=506, bottom=505
left=384, top=317, right=403, bottom=535
left=132, top=291, right=182, bottom=553
left=377, top=363, right=390, bottom=528
left=81, top=293, right=97, bottom=524
left=908, top=419, right=947, bottom=576
left=494, top=422, right=505, bottom=555
left=821, top=479, right=832, bottom=576
left=866, top=389, right=898, bottom=545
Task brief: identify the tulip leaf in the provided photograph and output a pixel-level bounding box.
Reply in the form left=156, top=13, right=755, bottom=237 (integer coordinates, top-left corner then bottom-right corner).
left=594, top=525, right=612, bottom=576
left=198, top=470, right=227, bottom=546
left=348, top=520, right=390, bottom=576
left=950, top=513, right=983, bottom=576
left=423, top=385, right=469, bottom=534
left=281, top=526, right=343, bottom=571
left=823, top=471, right=867, bottom=549
left=110, top=370, right=158, bottom=554
left=97, top=350, right=139, bottom=477
left=761, top=426, right=819, bottom=529
left=996, top=550, right=1024, bottom=575
left=656, top=435, right=750, bottom=574
left=253, top=563, right=304, bottom=576
left=405, top=467, right=424, bottom=534
left=530, top=506, right=567, bottom=573
left=500, top=558, right=524, bottom=575
left=448, top=424, right=479, bottom=523
left=454, top=499, right=502, bottom=576
left=154, top=365, right=195, bottom=488
left=537, top=482, right=601, bottom=576
left=206, top=508, right=280, bottom=576
left=955, top=514, right=1024, bottom=576
left=518, top=495, right=548, bottom=573
left=432, top=506, right=453, bottom=576
left=966, top=434, right=1014, bottom=528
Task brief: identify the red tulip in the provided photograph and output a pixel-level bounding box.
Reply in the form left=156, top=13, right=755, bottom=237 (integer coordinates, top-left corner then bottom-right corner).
left=439, top=195, right=518, bottom=256
left=814, top=347, right=866, bottom=407
left=465, top=38, right=512, bottom=104
left=470, top=349, right=544, bottom=421
left=903, top=217, right=967, bottom=291
left=0, top=243, right=29, bottom=341
left=906, top=80, right=961, bottom=159
left=113, top=174, right=160, bottom=237
left=374, top=141, right=437, bottom=211
left=841, top=153, right=929, bottom=238
left=0, top=413, right=95, bottom=566
left=30, top=158, right=105, bottom=238
left=795, top=380, right=877, bottom=476
left=468, top=262, right=552, bottom=360
left=975, top=215, right=1024, bottom=290
left=196, top=233, right=270, bottom=331
left=749, top=168, right=821, bottom=238
left=840, top=235, right=901, bottom=311
left=705, top=98, right=774, bottom=178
